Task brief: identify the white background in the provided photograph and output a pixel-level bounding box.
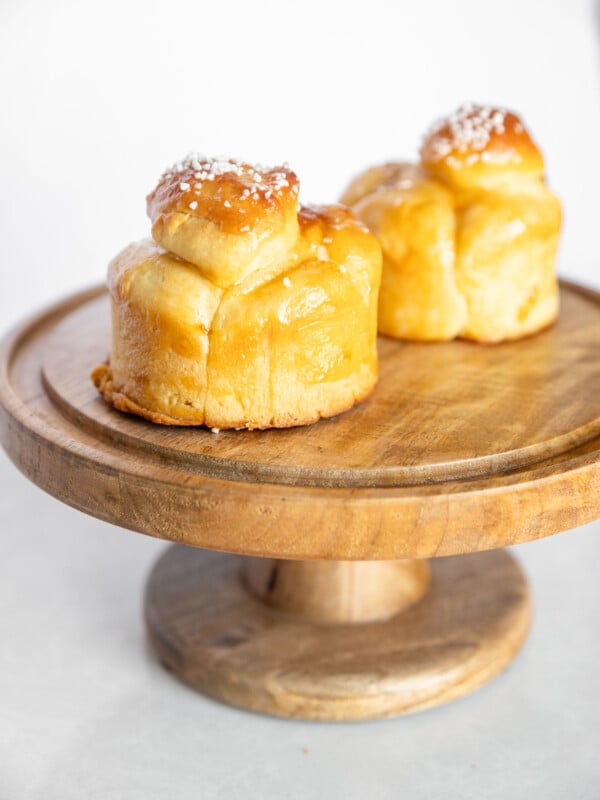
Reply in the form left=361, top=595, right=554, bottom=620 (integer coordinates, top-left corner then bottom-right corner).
left=0, top=0, right=599, bottom=327
left=1, top=1, right=600, bottom=798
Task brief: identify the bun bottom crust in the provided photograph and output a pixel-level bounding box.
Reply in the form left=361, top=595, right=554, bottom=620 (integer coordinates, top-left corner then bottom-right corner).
left=91, top=360, right=376, bottom=429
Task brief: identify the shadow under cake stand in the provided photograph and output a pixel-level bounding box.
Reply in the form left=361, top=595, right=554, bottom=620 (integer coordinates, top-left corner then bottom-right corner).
left=1, top=281, right=600, bottom=721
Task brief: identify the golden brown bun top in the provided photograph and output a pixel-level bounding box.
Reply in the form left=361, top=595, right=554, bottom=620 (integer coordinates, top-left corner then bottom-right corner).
left=147, top=155, right=299, bottom=235
left=298, top=203, right=370, bottom=237
left=145, top=155, right=302, bottom=287
left=141, top=152, right=381, bottom=292
left=340, top=162, right=425, bottom=208
left=420, top=104, right=545, bottom=188
left=294, top=203, right=381, bottom=284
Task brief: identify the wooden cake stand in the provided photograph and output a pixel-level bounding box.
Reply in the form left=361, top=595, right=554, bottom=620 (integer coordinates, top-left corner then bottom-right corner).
left=1, top=281, right=600, bottom=721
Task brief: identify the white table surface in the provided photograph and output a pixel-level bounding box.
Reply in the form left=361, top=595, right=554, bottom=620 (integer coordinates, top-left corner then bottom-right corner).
left=0, top=446, right=599, bottom=799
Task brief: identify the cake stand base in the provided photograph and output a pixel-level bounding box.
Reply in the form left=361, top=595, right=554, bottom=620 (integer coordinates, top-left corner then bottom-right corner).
left=145, top=547, right=531, bottom=721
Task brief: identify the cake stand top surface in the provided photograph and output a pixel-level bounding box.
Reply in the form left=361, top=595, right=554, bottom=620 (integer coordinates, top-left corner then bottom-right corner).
left=1, top=281, right=600, bottom=560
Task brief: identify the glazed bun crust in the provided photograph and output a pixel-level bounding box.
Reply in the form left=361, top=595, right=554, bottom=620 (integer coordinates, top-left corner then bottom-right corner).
left=94, top=158, right=382, bottom=429
left=147, top=157, right=300, bottom=288
left=340, top=162, right=425, bottom=209
left=342, top=164, right=466, bottom=341
left=342, top=104, right=561, bottom=343
left=420, top=104, right=545, bottom=190
left=455, top=184, right=561, bottom=342
left=206, top=205, right=381, bottom=428
left=92, top=239, right=222, bottom=424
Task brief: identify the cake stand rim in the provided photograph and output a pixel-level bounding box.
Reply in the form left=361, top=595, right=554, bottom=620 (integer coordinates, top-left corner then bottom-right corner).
left=1, top=280, right=599, bottom=560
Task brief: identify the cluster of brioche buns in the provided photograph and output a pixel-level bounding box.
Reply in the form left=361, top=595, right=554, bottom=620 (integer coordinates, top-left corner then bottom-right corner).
left=92, top=157, right=382, bottom=429
left=93, top=104, right=561, bottom=429
left=342, top=104, right=561, bottom=343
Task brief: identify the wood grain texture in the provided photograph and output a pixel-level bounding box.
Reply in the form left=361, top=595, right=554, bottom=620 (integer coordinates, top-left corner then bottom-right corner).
left=1, top=281, right=600, bottom=559
left=42, top=286, right=600, bottom=487
left=145, top=545, right=531, bottom=720
left=244, top=558, right=431, bottom=622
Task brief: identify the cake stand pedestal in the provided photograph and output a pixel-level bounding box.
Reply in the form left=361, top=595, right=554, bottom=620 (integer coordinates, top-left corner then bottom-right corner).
left=1, top=281, right=599, bottom=720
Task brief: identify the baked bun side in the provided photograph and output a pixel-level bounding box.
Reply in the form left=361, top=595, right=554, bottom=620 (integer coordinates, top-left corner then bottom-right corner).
left=420, top=104, right=545, bottom=190
left=205, top=204, right=382, bottom=429
left=147, top=156, right=300, bottom=288
left=94, top=239, right=222, bottom=424
left=343, top=166, right=467, bottom=341
left=455, top=185, right=562, bottom=342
